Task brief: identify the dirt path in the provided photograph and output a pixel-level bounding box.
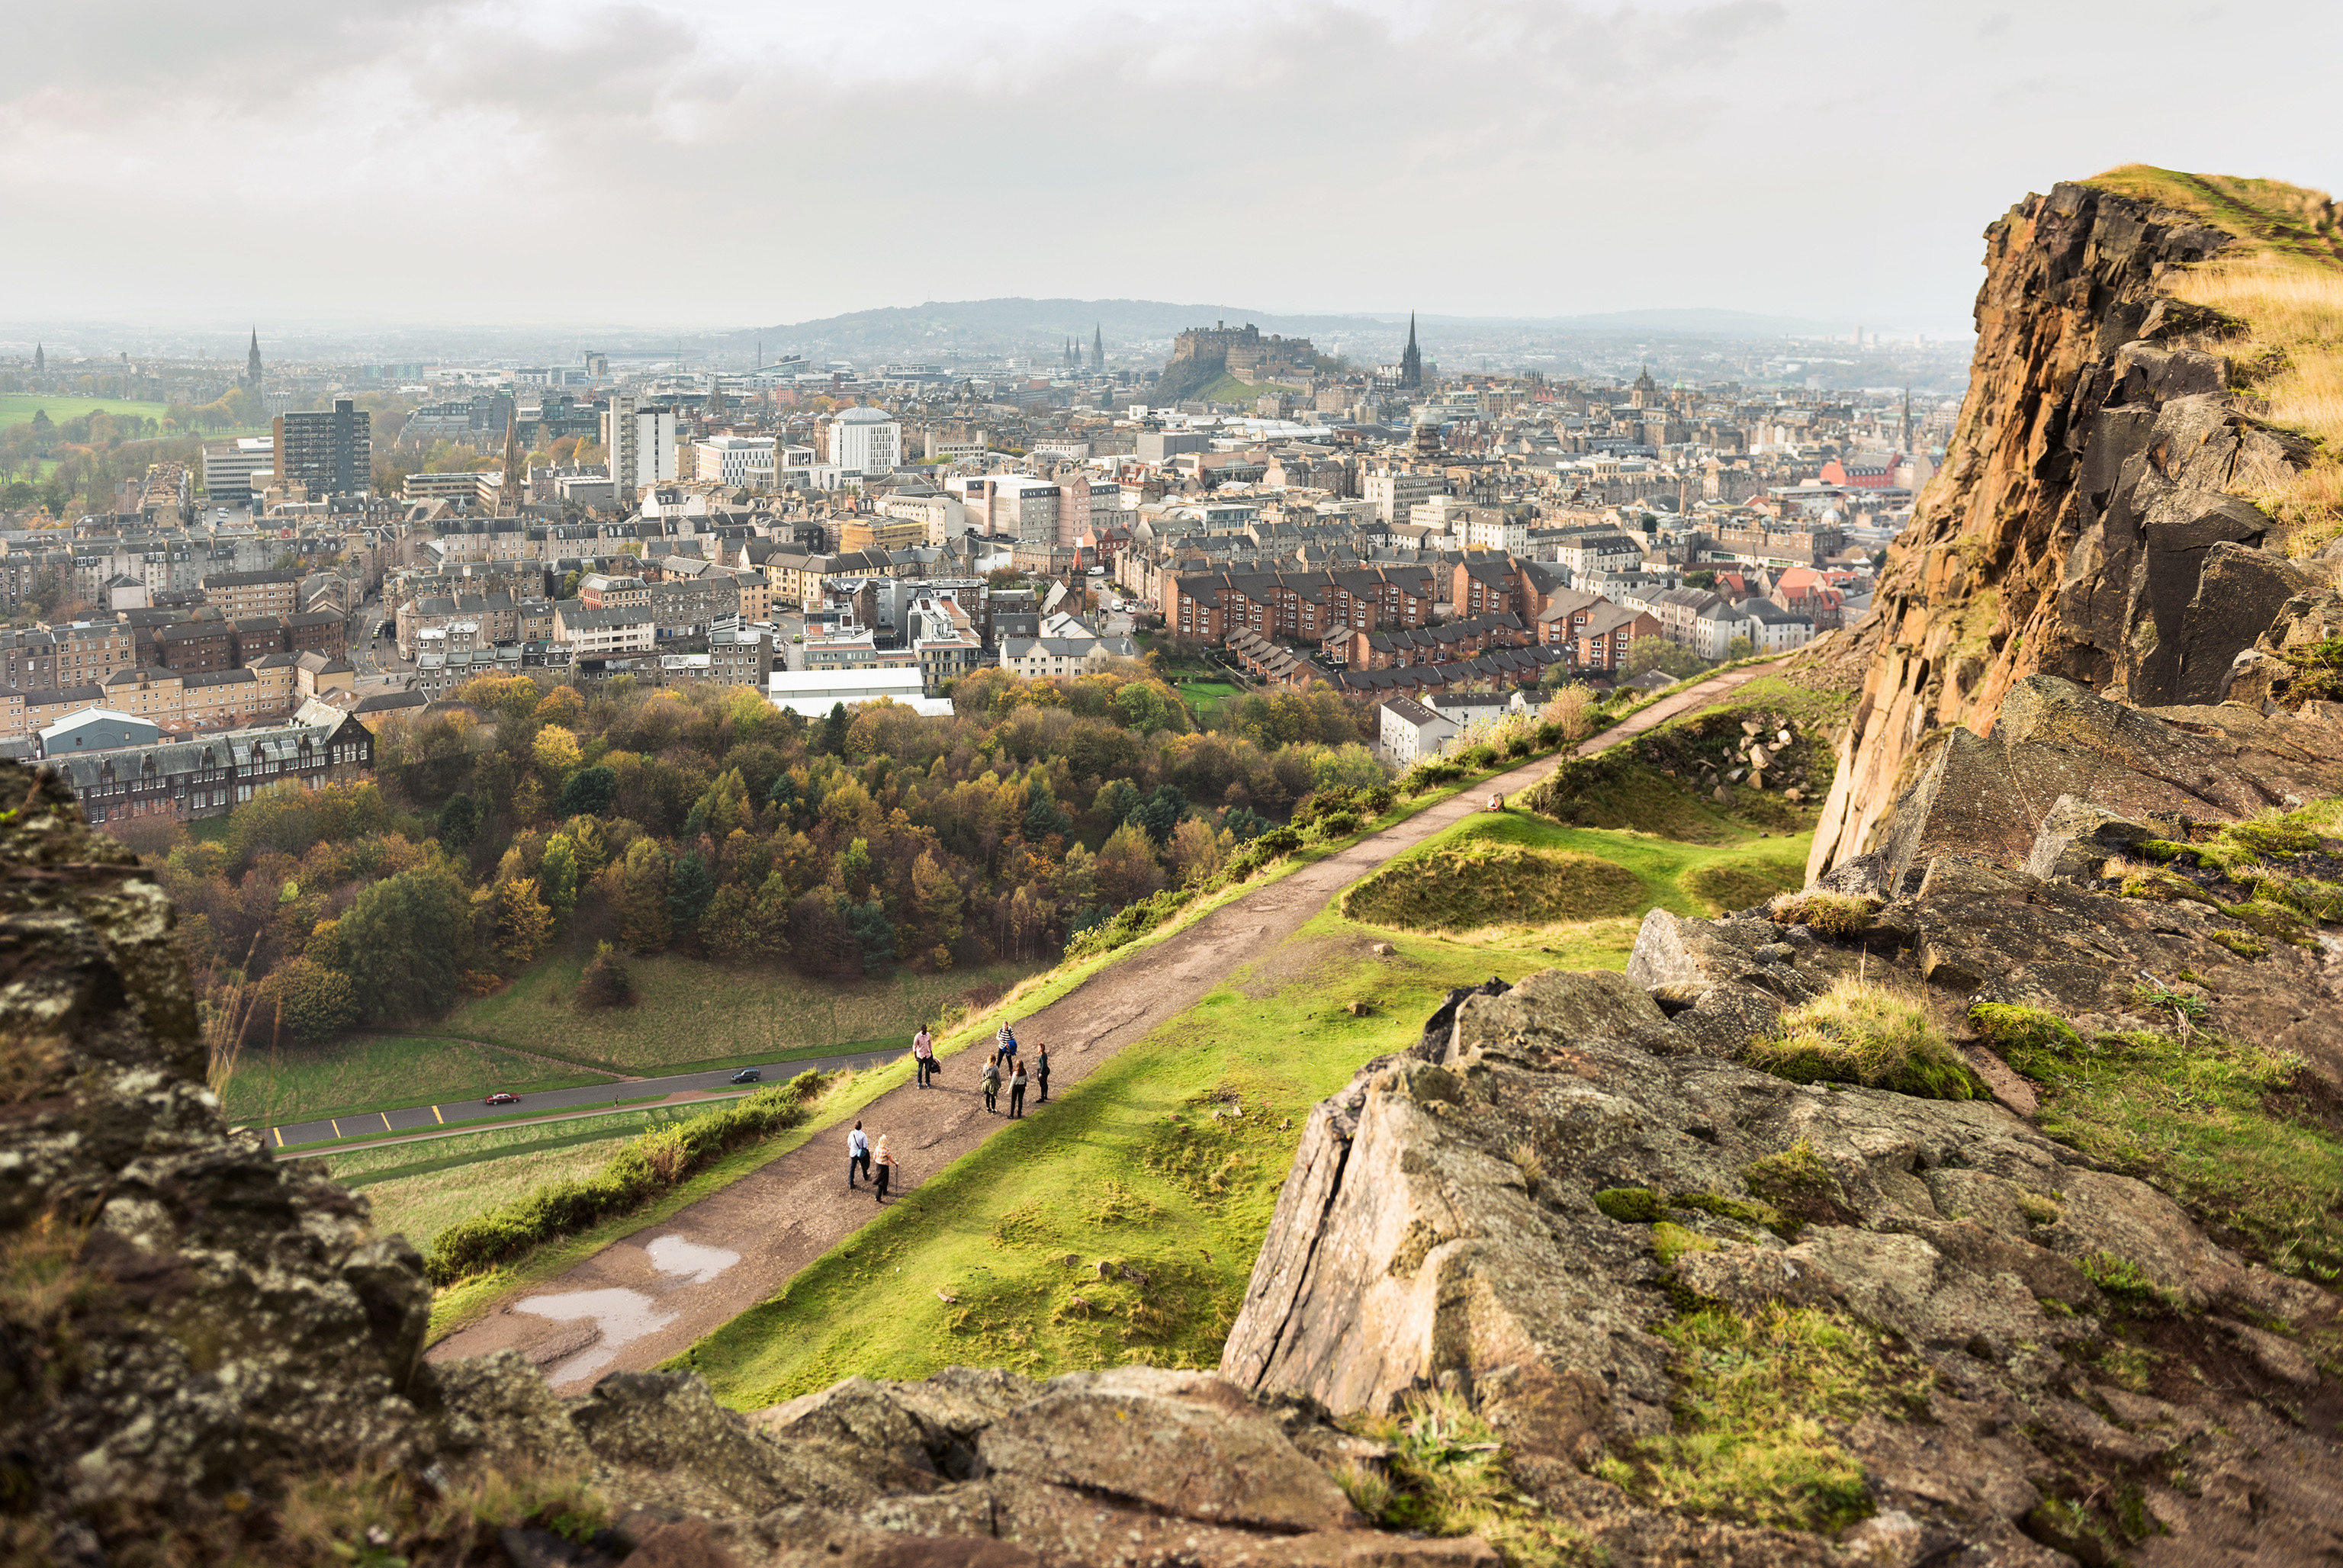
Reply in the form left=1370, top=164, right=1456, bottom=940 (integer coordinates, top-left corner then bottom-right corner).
left=424, top=660, right=1783, bottom=1388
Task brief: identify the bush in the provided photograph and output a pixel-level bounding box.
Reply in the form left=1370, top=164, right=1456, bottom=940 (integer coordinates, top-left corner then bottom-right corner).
left=425, top=1072, right=824, bottom=1284
left=577, top=940, right=634, bottom=1010
left=1966, top=1003, right=2082, bottom=1056
left=1744, top=979, right=1985, bottom=1100
left=1064, top=886, right=1193, bottom=962
left=1769, top=892, right=1881, bottom=938
left=1458, top=744, right=1498, bottom=770
left=1400, top=759, right=1465, bottom=795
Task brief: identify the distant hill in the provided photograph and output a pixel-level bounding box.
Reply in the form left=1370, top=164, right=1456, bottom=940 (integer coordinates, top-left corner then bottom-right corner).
left=699, top=298, right=1873, bottom=366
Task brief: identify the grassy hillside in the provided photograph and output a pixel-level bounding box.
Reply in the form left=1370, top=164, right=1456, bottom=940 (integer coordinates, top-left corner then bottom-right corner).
left=2084, top=165, right=2343, bottom=551
left=682, top=810, right=1811, bottom=1406
left=432, top=949, right=1043, bottom=1077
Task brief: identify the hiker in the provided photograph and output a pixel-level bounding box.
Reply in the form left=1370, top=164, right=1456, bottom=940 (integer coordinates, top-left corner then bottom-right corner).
left=1034, top=1043, right=1051, bottom=1104
left=982, top=1052, right=1001, bottom=1113
left=847, top=1120, right=869, bottom=1190
left=996, top=1024, right=1019, bottom=1062
left=1008, top=1057, right=1029, bottom=1118
left=912, top=1023, right=935, bottom=1088
left=873, top=1136, right=895, bottom=1203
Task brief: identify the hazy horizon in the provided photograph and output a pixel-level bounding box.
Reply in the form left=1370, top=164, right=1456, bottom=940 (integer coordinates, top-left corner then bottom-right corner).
left=4, top=0, right=2337, bottom=333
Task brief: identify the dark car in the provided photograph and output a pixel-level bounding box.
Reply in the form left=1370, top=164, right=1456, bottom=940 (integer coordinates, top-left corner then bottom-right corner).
left=484, top=1091, right=521, bottom=1107
left=729, top=1068, right=760, bottom=1084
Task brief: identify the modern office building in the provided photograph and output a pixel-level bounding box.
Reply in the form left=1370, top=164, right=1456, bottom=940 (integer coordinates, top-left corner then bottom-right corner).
left=828, top=406, right=901, bottom=476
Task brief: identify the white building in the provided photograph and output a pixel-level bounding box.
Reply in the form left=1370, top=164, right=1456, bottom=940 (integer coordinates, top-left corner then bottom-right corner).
left=554, top=602, right=657, bottom=657
left=601, top=396, right=677, bottom=504
left=829, top=406, right=901, bottom=476
left=1361, top=471, right=1451, bottom=525
left=201, top=437, right=275, bottom=503
left=693, top=435, right=777, bottom=487
left=767, top=667, right=952, bottom=717
left=880, top=490, right=969, bottom=545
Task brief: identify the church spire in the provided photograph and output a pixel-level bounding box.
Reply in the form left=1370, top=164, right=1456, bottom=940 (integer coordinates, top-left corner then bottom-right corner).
left=497, top=411, right=524, bottom=516
left=1400, top=312, right=1422, bottom=390
left=32, top=343, right=43, bottom=374
left=1092, top=322, right=1104, bottom=371
left=244, top=328, right=262, bottom=390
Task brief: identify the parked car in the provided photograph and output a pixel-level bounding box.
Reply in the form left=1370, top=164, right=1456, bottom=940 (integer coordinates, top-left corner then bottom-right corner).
left=484, top=1091, right=521, bottom=1106
left=729, top=1068, right=760, bottom=1084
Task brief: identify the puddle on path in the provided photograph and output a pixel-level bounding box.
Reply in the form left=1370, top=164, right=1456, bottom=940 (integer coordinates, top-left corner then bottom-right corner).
left=520, top=1234, right=743, bottom=1383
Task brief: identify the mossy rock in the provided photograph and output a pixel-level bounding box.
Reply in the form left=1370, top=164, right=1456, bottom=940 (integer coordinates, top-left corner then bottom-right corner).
left=1341, top=843, right=1645, bottom=933
left=1650, top=1221, right=1717, bottom=1268
left=1596, top=1187, right=1667, bottom=1223
left=2210, top=929, right=2271, bottom=959
left=1670, top=1190, right=1798, bottom=1239
left=1967, top=1003, right=2082, bottom=1056
left=2119, top=869, right=2219, bottom=908
left=1742, top=1140, right=1859, bottom=1228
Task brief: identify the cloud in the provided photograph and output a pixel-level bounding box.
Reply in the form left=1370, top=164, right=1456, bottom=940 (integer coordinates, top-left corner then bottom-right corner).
left=0, top=0, right=2337, bottom=331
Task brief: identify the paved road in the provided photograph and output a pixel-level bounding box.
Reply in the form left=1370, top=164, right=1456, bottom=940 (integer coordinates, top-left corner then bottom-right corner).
left=265, top=1046, right=908, bottom=1152
left=426, top=658, right=1788, bottom=1388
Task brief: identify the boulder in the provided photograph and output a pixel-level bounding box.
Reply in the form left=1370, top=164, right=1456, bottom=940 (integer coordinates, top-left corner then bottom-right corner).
left=2019, top=793, right=2155, bottom=881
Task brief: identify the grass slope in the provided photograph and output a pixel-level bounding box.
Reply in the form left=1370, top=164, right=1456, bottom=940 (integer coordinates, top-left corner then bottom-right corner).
left=682, top=905, right=1593, bottom=1407
left=431, top=951, right=1043, bottom=1075
left=682, top=815, right=1808, bottom=1406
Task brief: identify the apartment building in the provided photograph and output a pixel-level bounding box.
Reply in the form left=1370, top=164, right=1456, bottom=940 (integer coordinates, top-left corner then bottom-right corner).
left=554, top=602, right=657, bottom=657
left=273, top=399, right=371, bottom=496
left=201, top=569, right=304, bottom=618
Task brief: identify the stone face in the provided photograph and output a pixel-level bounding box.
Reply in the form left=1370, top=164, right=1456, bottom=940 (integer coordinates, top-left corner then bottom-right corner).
left=1859, top=673, right=2343, bottom=883
left=1807, top=180, right=2329, bottom=882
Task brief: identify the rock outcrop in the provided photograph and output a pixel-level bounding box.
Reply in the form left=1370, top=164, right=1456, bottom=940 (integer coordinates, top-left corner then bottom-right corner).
left=1811, top=179, right=2336, bottom=879
left=1225, top=786, right=2343, bottom=1561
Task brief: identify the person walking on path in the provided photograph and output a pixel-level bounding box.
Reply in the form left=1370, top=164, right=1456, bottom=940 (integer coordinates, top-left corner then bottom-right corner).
left=912, top=1025, right=935, bottom=1088
left=996, top=1024, right=1018, bottom=1063
left=1008, top=1059, right=1028, bottom=1118
left=847, top=1120, right=869, bottom=1190
left=1034, top=1043, right=1050, bottom=1104
left=981, top=1052, right=1001, bottom=1114
left=873, top=1136, right=896, bottom=1203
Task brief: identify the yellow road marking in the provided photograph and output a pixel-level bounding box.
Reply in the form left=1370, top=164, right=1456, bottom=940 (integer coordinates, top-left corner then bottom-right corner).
left=381, top=1112, right=392, bottom=1132
left=330, top=1118, right=342, bottom=1138
left=272, top=1126, right=283, bottom=1147
left=432, top=1105, right=444, bottom=1124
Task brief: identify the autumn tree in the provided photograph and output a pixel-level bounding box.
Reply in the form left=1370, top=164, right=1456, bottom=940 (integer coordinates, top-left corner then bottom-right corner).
left=496, top=877, right=554, bottom=966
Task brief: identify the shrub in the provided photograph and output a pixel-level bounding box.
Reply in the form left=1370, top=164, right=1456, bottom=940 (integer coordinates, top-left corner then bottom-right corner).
left=425, top=1075, right=824, bottom=1284
left=1400, top=759, right=1466, bottom=795
left=1769, top=892, right=1881, bottom=938
left=577, top=941, right=634, bottom=1010
left=1458, top=744, right=1498, bottom=770
left=1745, top=978, right=1985, bottom=1100
left=1063, top=887, right=1193, bottom=962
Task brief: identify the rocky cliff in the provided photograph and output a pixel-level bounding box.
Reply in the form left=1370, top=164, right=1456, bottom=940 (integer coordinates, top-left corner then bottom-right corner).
left=1810, top=175, right=2343, bottom=879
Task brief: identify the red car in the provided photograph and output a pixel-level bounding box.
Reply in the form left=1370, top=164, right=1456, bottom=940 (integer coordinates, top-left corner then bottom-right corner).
left=484, top=1092, right=521, bottom=1107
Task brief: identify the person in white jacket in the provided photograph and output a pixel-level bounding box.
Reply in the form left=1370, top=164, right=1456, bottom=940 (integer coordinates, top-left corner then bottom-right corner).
left=847, top=1120, right=869, bottom=1190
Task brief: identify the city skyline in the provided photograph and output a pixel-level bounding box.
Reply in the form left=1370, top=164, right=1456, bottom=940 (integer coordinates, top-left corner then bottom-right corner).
left=4, top=0, right=2337, bottom=330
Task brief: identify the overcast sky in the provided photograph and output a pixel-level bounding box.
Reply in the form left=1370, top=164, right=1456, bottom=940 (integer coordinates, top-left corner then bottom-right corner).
left=3, top=0, right=2336, bottom=335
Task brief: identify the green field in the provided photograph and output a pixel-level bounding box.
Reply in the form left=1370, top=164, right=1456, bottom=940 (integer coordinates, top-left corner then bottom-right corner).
left=0, top=393, right=173, bottom=429
left=681, top=811, right=1814, bottom=1406
left=433, top=949, right=1045, bottom=1075
left=332, top=1100, right=755, bottom=1252
left=221, top=1033, right=614, bottom=1127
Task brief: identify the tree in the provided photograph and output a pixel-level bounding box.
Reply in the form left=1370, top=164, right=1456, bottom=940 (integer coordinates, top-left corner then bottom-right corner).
left=1166, top=816, right=1226, bottom=885
left=558, top=764, right=618, bottom=817
left=1094, top=821, right=1166, bottom=908
left=332, top=867, right=472, bottom=1024
left=841, top=898, right=897, bottom=973
left=667, top=849, right=717, bottom=934
left=910, top=850, right=964, bottom=960
left=1725, top=634, right=1756, bottom=660
left=262, top=957, right=358, bottom=1044
left=1129, top=783, right=1184, bottom=846
left=787, top=888, right=862, bottom=979
left=1620, top=636, right=1708, bottom=680
left=532, top=725, right=583, bottom=780
left=577, top=941, right=634, bottom=1009
left=538, top=834, right=580, bottom=921
left=606, top=837, right=673, bottom=954
left=816, top=702, right=851, bottom=757
left=496, top=877, right=554, bottom=966
left=437, top=792, right=482, bottom=850
left=1023, top=792, right=1071, bottom=842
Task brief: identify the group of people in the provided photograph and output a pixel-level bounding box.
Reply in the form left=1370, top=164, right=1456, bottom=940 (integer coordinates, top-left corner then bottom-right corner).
left=849, top=1022, right=1056, bottom=1203
left=979, top=1025, right=1047, bottom=1118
